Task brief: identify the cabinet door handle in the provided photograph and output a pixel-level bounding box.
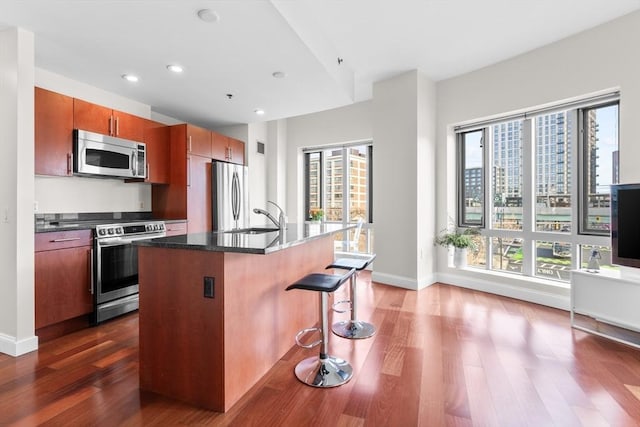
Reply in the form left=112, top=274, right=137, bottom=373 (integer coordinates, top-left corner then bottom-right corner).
left=229, top=147, right=232, bottom=160
left=146, top=163, right=150, bottom=181
left=187, top=156, right=191, bottom=187
left=189, top=136, right=192, bottom=153
left=89, top=248, right=94, bottom=295
left=67, top=152, right=73, bottom=175
left=109, top=116, right=113, bottom=136
left=115, top=116, right=119, bottom=136
left=50, top=237, right=81, bottom=243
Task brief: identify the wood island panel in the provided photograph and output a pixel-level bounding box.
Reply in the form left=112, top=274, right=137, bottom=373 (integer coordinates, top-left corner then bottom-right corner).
left=138, top=235, right=333, bottom=412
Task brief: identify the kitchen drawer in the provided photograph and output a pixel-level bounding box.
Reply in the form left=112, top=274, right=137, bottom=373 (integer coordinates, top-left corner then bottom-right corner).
left=165, top=221, right=187, bottom=237
left=35, top=229, right=93, bottom=251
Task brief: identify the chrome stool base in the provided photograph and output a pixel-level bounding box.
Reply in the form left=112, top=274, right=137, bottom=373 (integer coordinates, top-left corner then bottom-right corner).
left=294, top=355, right=353, bottom=387
left=332, top=319, right=376, bottom=339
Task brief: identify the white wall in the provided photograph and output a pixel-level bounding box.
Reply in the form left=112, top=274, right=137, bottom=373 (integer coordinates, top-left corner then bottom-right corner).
left=371, top=71, right=436, bottom=289
left=0, top=28, right=37, bottom=356
left=34, top=68, right=153, bottom=214
left=435, top=10, right=640, bottom=307
left=267, top=119, right=287, bottom=215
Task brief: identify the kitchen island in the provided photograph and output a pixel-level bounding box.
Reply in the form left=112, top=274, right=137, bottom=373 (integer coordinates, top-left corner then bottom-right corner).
left=135, top=223, right=349, bottom=412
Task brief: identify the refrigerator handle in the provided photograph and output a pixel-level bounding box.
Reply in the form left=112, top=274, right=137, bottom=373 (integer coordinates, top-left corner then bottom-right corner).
left=232, top=171, right=239, bottom=221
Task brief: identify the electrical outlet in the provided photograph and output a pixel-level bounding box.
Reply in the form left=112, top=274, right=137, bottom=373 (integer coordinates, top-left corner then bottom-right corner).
left=139, top=201, right=144, bottom=209
left=204, top=277, right=215, bottom=298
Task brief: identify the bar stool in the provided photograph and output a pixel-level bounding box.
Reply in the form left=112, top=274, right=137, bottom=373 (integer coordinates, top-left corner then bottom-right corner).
left=286, top=267, right=356, bottom=387
left=326, top=254, right=377, bottom=339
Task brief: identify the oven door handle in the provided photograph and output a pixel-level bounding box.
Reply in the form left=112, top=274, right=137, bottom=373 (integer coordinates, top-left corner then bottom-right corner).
left=97, top=235, right=165, bottom=247
left=89, top=248, right=94, bottom=295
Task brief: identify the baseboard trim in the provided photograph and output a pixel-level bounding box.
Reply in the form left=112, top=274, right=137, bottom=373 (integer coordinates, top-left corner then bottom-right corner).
left=371, top=271, right=435, bottom=291
left=0, top=333, right=38, bottom=357
left=435, top=271, right=570, bottom=310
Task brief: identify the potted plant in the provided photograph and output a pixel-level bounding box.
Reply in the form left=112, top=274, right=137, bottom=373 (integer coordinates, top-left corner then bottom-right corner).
left=435, top=227, right=479, bottom=268
left=309, top=208, right=324, bottom=222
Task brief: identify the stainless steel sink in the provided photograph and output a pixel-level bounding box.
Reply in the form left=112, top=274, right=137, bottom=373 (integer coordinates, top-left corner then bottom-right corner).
left=223, top=227, right=279, bottom=235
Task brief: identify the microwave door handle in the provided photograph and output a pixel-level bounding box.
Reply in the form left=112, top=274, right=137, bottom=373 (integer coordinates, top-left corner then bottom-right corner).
left=131, top=150, right=137, bottom=176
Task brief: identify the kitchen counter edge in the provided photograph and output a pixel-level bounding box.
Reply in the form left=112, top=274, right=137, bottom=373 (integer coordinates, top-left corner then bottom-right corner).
left=134, top=223, right=353, bottom=255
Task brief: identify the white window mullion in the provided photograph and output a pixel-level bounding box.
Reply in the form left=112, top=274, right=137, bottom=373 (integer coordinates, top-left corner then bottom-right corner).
left=568, top=109, right=580, bottom=268
left=484, top=127, right=493, bottom=271
left=342, top=147, right=350, bottom=225
left=521, top=118, right=534, bottom=277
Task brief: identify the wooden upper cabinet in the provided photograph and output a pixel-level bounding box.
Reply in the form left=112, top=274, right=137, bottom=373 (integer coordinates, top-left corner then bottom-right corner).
left=186, top=124, right=212, bottom=158
left=73, top=98, right=146, bottom=142
left=73, top=99, right=112, bottom=135
left=35, top=87, right=74, bottom=176
left=211, top=131, right=245, bottom=165
left=228, top=137, right=245, bottom=165
left=113, top=109, right=146, bottom=142
left=211, top=131, right=228, bottom=162
left=143, top=120, right=169, bottom=184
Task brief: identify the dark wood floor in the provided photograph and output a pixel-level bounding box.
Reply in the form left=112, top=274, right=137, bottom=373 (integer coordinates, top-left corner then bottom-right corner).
left=2, top=272, right=640, bottom=426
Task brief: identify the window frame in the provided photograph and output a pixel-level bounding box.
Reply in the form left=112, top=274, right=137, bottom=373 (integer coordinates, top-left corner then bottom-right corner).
left=455, top=93, right=619, bottom=283
left=457, top=128, right=486, bottom=228
left=303, top=142, right=374, bottom=224
left=578, top=101, right=620, bottom=236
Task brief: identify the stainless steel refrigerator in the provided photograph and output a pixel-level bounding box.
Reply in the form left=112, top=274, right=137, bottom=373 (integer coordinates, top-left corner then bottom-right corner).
left=212, top=161, right=249, bottom=231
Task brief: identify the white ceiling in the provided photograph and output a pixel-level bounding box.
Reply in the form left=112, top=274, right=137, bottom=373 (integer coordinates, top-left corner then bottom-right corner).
left=1, top=0, right=639, bottom=128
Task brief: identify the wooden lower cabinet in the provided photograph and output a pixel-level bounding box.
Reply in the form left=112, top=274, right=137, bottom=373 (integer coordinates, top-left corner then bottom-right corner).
left=34, top=230, right=93, bottom=330
left=138, top=236, right=331, bottom=412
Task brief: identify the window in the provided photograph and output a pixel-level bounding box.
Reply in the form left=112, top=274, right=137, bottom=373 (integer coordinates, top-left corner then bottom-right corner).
left=456, top=94, right=619, bottom=282
left=580, top=103, right=619, bottom=235
left=304, top=143, right=373, bottom=224
left=458, top=129, right=484, bottom=227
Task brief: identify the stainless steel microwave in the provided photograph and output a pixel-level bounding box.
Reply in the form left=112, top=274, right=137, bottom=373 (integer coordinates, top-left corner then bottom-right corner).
left=73, top=129, right=146, bottom=179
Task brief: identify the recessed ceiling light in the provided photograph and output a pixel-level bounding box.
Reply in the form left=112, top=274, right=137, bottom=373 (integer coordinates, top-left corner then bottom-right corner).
left=122, top=74, right=139, bottom=82
left=197, top=9, right=219, bottom=23
left=167, top=64, right=184, bottom=73
left=254, top=109, right=265, bottom=116
left=272, top=71, right=287, bottom=79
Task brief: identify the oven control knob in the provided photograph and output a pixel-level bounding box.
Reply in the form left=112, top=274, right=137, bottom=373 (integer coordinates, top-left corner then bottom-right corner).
left=146, top=224, right=152, bottom=231
left=117, top=227, right=123, bottom=234
left=108, top=228, right=114, bottom=235
left=159, top=224, right=164, bottom=230
left=98, top=229, right=106, bottom=236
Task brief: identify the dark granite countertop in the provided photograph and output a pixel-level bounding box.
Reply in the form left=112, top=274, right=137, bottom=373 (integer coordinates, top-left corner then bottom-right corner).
left=134, top=222, right=352, bottom=254
left=34, top=212, right=187, bottom=233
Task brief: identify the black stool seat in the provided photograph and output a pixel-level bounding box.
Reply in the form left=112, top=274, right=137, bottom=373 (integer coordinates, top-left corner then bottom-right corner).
left=326, top=253, right=377, bottom=340
left=327, top=254, right=377, bottom=271
left=287, top=268, right=355, bottom=293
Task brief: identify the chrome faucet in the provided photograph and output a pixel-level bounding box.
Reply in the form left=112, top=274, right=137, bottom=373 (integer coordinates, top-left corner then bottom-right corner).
left=253, top=200, right=287, bottom=231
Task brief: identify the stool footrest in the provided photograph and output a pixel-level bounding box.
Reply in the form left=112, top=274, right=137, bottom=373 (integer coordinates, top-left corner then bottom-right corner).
left=332, top=299, right=352, bottom=314
left=295, top=327, right=322, bottom=348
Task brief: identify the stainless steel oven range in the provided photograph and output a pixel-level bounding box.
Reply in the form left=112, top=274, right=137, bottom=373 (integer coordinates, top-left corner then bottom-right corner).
left=92, top=221, right=165, bottom=324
